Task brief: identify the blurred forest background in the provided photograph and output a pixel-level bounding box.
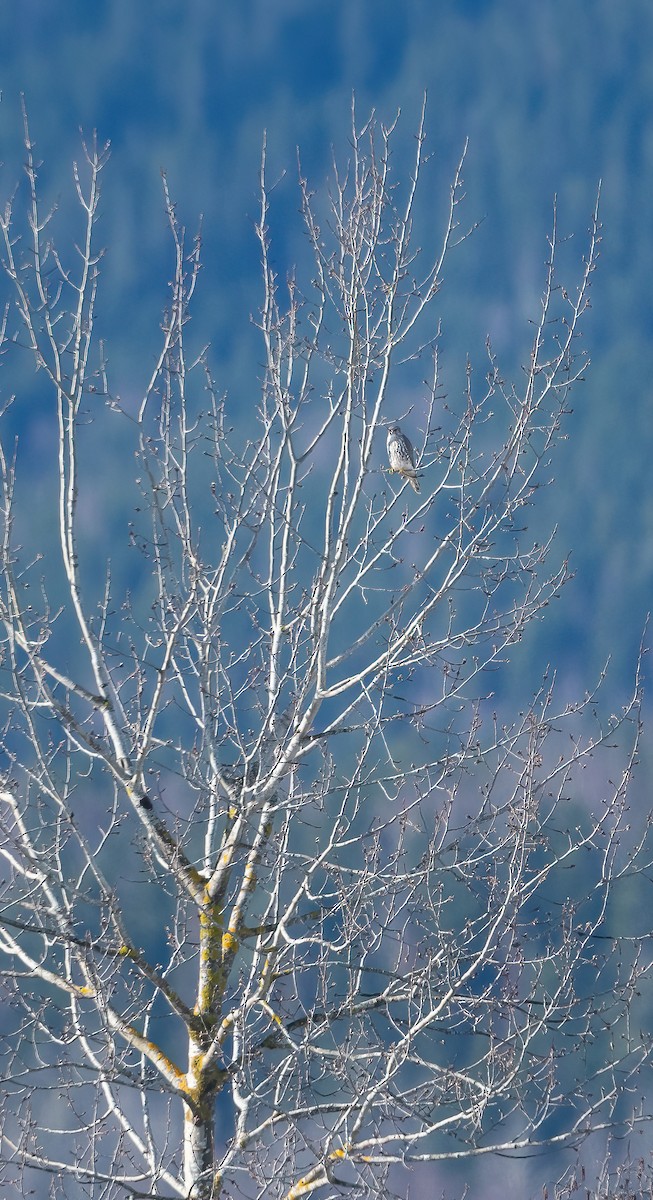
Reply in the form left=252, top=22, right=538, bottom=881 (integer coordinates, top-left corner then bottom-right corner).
left=0, top=0, right=649, bottom=700
left=0, top=3, right=651, bottom=1196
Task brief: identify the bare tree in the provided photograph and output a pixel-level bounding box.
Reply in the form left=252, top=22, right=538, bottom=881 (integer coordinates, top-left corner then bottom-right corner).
left=0, top=104, right=649, bottom=1200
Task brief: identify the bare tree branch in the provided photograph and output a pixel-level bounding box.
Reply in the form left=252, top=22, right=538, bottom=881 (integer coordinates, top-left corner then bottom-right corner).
left=0, top=106, right=648, bottom=1200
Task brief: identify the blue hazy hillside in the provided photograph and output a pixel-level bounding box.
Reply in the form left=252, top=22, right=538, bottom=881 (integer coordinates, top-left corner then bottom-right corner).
left=0, top=0, right=649, bottom=701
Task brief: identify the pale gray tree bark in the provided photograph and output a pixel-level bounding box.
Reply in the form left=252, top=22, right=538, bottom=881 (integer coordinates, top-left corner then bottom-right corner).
left=0, top=104, right=649, bottom=1200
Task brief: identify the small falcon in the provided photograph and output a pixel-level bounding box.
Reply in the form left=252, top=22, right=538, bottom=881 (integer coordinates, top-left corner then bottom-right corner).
left=386, top=424, right=420, bottom=492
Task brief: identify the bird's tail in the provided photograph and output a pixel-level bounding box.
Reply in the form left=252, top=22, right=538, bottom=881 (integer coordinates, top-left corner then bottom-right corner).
left=409, top=475, right=421, bottom=493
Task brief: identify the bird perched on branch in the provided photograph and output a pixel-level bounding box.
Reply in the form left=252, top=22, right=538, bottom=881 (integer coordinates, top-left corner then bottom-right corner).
left=386, top=424, right=420, bottom=492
